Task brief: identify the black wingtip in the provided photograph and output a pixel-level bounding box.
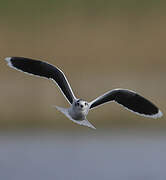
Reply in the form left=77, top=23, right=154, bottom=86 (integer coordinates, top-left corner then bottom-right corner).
left=146, top=109, right=163, bottom=119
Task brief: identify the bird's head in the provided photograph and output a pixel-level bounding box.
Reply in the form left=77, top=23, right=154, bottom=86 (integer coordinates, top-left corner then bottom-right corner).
left=73, top=99, right=89, bottom=111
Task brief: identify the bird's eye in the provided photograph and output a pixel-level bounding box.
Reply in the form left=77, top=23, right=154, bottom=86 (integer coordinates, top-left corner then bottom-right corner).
left=75, top=102, right=79, bottom=106
left=85, top=102, right=88, bottom=106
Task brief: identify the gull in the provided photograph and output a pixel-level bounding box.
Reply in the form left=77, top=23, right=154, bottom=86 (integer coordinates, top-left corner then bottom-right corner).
left=5, top=57, right=163, bottom=129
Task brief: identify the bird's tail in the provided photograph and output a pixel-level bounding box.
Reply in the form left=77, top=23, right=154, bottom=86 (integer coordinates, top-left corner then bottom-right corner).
left=53, top=105, right=96, bottom=129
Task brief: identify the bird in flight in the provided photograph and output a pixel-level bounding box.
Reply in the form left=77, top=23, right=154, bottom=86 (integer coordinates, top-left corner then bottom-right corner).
left=5, top=57, right=163, bottom=129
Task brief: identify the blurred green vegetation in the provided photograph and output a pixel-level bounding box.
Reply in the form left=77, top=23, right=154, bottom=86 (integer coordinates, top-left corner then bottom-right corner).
left=0, top=0, right=165, bottom=22
left=1, top=0, right=165, bottom=13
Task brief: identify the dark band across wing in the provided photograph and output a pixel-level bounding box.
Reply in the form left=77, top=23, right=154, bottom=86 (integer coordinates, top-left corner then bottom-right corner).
left=89, top=89, right=162, bottom=118
left=5, top=57, right=76, bottom=104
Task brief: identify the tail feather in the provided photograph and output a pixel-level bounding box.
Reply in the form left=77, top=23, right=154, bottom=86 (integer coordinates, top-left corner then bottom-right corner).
left=54, top=106, right=96, bottom=129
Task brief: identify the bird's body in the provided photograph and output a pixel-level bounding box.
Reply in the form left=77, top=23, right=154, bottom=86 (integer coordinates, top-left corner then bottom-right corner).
left=5, top=57, right=163, bottom=129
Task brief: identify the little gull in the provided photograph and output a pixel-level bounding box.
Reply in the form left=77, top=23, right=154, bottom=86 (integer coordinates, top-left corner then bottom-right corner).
left=5, top=57, right=163, bottom=129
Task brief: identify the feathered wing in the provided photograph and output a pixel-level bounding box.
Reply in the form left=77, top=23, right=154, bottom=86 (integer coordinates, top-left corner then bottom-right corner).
left=5, top=57, right=76, bottom=104
left=89, top=88, right=162, bottom=118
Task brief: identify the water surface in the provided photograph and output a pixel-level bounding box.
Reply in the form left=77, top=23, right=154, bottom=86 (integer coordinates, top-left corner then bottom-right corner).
left=0, top=130, right=166, bottom=180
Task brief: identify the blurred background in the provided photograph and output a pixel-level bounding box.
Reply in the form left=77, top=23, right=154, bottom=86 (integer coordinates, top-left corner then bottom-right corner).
left=1, top=0, right=166, bottom=179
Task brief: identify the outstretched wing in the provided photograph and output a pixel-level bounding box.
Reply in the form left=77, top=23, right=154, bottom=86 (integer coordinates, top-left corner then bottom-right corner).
left=5, top=57, right=76, bottom=104
left=89, top=88, right=162, bottom=118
